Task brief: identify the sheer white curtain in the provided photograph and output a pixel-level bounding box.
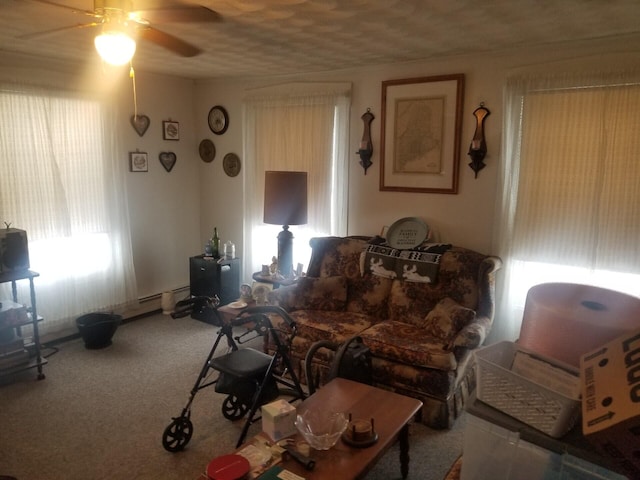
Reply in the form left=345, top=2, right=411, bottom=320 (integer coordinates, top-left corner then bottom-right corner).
left=0, top=84, right=138, bottom=338
left=493, top=70, right=640, bottom=342
left=242, top=83, right=351, bottom=281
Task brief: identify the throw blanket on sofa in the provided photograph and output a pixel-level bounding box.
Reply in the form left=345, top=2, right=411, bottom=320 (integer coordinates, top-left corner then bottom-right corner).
left=361, top=242, right=452, bottom=283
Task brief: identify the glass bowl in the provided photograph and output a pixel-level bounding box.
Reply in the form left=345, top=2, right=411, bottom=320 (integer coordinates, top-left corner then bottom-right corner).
left=295, top=410, right=348, bottom=450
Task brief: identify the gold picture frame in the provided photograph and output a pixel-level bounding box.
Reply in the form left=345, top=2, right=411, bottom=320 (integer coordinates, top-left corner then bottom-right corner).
left=380, top=74, right=465, bottom=194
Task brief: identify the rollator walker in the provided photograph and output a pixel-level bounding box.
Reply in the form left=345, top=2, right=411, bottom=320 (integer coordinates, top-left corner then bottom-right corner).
left=162, top=296, right=306, bottom=452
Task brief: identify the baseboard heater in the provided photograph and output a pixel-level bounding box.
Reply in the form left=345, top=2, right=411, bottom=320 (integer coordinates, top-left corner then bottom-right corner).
left=124, top=286, right=191, bottom=319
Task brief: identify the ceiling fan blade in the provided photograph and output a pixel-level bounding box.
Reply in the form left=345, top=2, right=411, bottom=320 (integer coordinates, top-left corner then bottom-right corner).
left=19, top=22, right=101, bottom=40
left=132, top=6, right=221, bottom=24
left=137, top=26, right=202, bottom=57
left=26, top=0, right=97, bottom=17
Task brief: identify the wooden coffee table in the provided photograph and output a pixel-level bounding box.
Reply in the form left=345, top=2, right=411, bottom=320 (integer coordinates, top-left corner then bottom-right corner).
left=197, top=378, right=422, bottom=480
left=265, top=378, right=422, bottom=480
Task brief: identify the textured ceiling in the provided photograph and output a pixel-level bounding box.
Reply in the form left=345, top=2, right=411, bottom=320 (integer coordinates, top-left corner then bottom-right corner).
left=2, top=0, right=640, bottom=80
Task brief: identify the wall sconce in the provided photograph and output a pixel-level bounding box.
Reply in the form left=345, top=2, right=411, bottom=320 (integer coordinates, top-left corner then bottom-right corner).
left=356, top=108, right=375, bottom=174
left=468, top=103, right=490, bottom=178
left=263, top=171, right=308, bottom=278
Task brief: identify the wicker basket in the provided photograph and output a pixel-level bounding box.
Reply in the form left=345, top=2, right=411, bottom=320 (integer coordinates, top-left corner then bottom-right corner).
left=474, top=341, right=581, bottom=438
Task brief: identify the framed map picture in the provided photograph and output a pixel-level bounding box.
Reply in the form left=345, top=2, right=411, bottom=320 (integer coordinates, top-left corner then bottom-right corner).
left=380, top=74, right=464, bottom=194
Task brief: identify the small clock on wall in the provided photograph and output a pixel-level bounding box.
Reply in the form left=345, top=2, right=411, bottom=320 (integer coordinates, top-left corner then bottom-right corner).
left=208, top=105, right=229, bottom=135
left=198, top=139, right=216, bottom=163
left=223, top=153, right=241, bottom=177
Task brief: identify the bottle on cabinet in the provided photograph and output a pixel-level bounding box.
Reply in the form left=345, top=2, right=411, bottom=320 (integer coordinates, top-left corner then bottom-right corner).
left=210, top=227, right=220, bottom=258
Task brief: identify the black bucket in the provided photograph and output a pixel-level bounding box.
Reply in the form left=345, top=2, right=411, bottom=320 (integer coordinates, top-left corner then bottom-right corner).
left=76, top=313, right=122, bottom=349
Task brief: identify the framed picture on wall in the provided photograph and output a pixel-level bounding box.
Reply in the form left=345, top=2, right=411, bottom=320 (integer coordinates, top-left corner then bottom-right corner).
left=162, top=120, right=180, bottom=141
left=379, top=74, right=465, bottom=194
left=129, top=151, right=148, bottom=172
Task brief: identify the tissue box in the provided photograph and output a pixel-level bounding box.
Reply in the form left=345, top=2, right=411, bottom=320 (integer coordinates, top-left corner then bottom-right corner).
left=262, top=399, right=297, bottom=442
left=581, top=327, right=640, bottom=479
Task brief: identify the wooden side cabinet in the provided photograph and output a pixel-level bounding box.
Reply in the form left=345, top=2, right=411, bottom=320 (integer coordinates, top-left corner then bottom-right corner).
left=0, top=269, right=46, bottom=381
left=189, top=256, right=240, bottom=306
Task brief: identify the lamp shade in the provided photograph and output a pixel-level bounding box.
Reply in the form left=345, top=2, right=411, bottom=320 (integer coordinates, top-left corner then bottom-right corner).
left=263, top=171, right=308, bottom=226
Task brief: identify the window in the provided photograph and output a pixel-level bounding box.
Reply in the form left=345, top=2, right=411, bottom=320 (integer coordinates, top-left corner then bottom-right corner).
left=242, top=83, right=351, bottom=281
left=0, top=86, right=137, bottom=338
left=493, top=71, right=640, bottom=342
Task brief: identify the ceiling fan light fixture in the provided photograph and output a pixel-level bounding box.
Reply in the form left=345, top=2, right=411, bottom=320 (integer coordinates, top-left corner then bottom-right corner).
left=94, top=26, right=136, bottom=66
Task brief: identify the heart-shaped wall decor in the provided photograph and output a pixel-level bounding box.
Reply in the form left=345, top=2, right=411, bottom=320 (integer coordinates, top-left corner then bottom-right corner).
left=159, top=152, right=177, bottom=172
left=130, top=114, right=150, bottom=137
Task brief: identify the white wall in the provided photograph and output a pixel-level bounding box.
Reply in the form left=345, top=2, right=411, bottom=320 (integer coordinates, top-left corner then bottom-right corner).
left=5, top=34, right=640, bottom=306
left=193, top=36, right=640, bottom=281
left=117, top=71, right=201, bottom=299
left=0, top=53, right=202, bottom=304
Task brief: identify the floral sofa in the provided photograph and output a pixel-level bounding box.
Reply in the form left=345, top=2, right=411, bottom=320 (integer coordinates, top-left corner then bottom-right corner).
left=266, top=235, right=502, bottom=429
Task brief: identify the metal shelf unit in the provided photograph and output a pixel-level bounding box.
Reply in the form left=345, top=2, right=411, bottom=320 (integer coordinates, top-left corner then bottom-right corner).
left=0, top=269, right=46, bottom=380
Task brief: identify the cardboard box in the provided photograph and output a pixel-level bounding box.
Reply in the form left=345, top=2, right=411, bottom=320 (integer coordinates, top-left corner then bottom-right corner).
left=581, top=327, right=640, bottom=479
left=261, top=399, right=297, bottom=442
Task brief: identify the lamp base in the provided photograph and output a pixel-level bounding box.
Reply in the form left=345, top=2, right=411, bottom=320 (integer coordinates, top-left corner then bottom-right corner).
left=277, top=226, right=293, bottom=277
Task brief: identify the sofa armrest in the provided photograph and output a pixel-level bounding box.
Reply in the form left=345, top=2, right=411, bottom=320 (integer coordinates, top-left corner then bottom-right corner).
left=452, top=314, right=492, bottom=350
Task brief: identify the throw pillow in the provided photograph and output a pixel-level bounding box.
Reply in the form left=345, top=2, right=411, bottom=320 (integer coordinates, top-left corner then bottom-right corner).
left=290, top=276, right=348, bottom=311
left=422, top=297, right=476, bottom=342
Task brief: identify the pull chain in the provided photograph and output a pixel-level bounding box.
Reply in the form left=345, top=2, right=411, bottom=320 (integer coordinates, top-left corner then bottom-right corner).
left=130, top=62, right=137, bottom=118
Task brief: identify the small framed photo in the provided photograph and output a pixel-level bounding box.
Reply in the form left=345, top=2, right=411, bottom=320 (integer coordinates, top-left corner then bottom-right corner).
left=162, top=120, right=179, bottom=141
left=129, top=151, right=148, bottom=172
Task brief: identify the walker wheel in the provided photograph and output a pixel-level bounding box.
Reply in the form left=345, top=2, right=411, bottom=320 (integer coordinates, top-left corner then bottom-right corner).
left=162, top=416, right=193, bottom=452
left=222, top=395, right=249, bottom=420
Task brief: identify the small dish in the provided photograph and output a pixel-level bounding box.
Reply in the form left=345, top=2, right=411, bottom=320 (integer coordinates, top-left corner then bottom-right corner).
left=228, top=301, right=247, bottom=309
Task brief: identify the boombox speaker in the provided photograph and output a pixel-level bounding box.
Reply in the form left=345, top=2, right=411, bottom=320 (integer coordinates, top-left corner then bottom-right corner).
left=0, top=228, right=30, bottom=273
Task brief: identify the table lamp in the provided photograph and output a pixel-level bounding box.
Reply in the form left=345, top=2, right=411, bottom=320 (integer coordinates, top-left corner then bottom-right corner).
left=263, top=171, right=308, bottom=277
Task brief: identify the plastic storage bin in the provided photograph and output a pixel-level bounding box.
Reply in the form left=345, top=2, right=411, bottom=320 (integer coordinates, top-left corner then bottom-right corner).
left=474, top=341, right=581, bottom=437
left=461, top=413, right=627, bottom=480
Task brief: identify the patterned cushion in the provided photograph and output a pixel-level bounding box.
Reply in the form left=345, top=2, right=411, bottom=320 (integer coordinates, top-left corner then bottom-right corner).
left=306, top=236, right=391, bottom=319
left=288, top=310, right=376, bottom=345
left=310, top=236, right=370, bottom=279
left=345, top=273, right=392, bottom=319
left=359, top=321, right=458, bottom=371
left=289, top=276, right=347, bottom=311
left=387, top=246, right=486, bottom=326
left=422, top=297, right=476, bottom=343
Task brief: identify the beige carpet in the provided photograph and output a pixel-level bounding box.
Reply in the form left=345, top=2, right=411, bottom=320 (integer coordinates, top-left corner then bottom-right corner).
left=0, top=312, right=465, bottom=480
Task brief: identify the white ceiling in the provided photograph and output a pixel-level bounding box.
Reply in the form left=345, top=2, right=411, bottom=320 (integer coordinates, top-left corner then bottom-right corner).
left=2, top=0, right=640, bottom=80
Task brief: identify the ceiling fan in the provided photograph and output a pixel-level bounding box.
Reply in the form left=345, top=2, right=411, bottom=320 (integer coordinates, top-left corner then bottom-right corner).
left=23, top=0, right=221, bottom=65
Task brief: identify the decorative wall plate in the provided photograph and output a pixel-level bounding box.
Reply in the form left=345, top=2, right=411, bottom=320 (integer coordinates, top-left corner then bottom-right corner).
left=223, top=153, right=241, bottom=177
left=208, top=105, right=229, bottom=135
left=199, top=139, right=216, bottom=163
left=159, top=151, right=177, bottom=172
left=386, top=217, right=429, bottom=249
left=130, top=114, right=150, bottom=137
